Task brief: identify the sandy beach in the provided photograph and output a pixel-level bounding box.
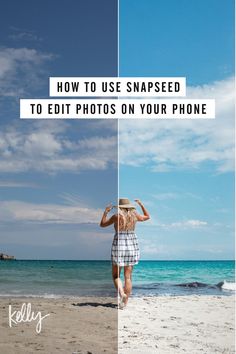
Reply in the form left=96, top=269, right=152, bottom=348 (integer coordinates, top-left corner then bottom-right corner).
left=0, top=297, right=118, bottom=354
left=119, top=295, right=235, bottom=354
left=0, top=295, right=234, bottom=354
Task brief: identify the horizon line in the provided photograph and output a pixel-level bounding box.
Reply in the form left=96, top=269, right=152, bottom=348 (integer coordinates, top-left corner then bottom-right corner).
left=2, top=259, right=235, bottom=262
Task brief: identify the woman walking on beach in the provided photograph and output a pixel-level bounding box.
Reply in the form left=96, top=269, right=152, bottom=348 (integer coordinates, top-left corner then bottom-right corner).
left=100, top=198, right=150, bottom=308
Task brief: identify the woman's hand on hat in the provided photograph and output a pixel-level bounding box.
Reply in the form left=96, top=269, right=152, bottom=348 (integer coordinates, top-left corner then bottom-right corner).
left=134, top=199, right=142, bottom=206
left=104, top=204, right=113, bottom=214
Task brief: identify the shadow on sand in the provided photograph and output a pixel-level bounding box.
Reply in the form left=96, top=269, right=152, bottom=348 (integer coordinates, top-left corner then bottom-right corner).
left=72, top=302, right=117, bottom=309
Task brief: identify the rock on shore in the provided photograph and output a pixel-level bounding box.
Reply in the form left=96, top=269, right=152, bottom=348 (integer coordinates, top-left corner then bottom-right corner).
left=0, top=253, right=15, bottom=260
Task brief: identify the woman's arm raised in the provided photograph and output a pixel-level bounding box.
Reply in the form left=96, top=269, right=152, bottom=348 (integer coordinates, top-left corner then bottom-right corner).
left=100, top=204, right=116, bottom=227
left=134, top=199, right=150, bottom=221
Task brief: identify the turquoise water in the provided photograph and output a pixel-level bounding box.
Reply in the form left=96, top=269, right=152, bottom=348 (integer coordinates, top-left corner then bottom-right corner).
left=0, top=260, right=234, bottom=297
left=133, top=260, right=235, bottom=296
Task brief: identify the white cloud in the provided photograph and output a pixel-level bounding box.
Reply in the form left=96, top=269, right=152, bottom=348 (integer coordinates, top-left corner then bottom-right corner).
left=60, top=192, right=82, bottom=206
left=82, top=120, right=118, bottom=132
left=0, top=200, right=102, bottom=224
left=170, top=219, right=207, bottom=228
left=0, top=47, right=53, bottom=97
left=149, top=219, right=208, bottom=230
left=8, top=27, right=42, bottom=42
left=23, top=132, right=62, bottom=157
left=119, top=77, right=235, bottom=173
left=78, top=136, right=117, bottom=150
left=151, top=192, right=179, bottom=200
left=0, top=122, right=117, bottom=173
left=0, top=181, right=39, bottom=188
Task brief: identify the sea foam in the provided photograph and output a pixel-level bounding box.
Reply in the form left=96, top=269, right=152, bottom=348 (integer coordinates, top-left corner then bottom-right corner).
left=222, top=281, right=236, bottom=291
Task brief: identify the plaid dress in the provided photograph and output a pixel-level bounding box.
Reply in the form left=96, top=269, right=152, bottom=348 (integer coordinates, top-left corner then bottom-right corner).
left=111, top=209, right=140, bottom=266
left=111, top=231, right=140, bottom=266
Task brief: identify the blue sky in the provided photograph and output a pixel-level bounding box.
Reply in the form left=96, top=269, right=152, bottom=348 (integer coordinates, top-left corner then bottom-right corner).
left=119, top=0, right=235, bottom=260
left=120, top=0, right=234, bottom=84
left=0, top=0, right=118, bottom=259
left=0, top=0, right=234, bottom=260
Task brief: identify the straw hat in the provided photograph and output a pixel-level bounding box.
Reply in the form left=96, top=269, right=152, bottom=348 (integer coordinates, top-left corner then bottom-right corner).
left=116, top=198, right=136, bottom=209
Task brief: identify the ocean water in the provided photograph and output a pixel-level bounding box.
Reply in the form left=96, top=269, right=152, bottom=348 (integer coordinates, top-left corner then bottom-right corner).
left=0, top=260, right=235, bottom=297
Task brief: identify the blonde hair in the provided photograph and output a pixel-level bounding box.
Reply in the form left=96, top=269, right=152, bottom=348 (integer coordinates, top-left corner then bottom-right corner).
left=118, top=208, right=137, bottom=231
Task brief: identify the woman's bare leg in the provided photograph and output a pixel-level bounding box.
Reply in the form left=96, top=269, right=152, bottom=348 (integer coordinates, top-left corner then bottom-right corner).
left=124, top=265, right=133, bottom=304
left=112, top=264, right=125, bottom=297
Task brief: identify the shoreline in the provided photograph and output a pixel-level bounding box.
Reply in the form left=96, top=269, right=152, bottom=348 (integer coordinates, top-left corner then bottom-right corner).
left=0, top=290, right=234, bottom=299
